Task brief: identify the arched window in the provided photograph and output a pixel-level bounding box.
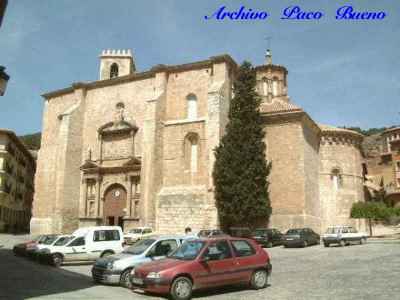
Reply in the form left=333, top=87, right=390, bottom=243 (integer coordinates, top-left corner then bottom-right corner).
left=331, top=168, right=342, bottom=190
left=272, top=77, right=279, bottom=96
left=262, top=77, right=268, bottom=96
left=110, top=63, right=119, bottom=79
left=184, top=133, right=199, bottom=173
left=186, top=94, right=197, bottom=120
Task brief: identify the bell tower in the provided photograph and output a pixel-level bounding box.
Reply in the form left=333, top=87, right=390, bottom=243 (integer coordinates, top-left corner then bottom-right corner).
left=99, top=49, right=136, bottom=80
left=255, top=49, right=289, bottom=104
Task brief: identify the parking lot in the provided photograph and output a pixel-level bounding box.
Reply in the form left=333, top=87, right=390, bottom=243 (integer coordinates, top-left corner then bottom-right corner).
left=1, top=234, right=400, bottom=300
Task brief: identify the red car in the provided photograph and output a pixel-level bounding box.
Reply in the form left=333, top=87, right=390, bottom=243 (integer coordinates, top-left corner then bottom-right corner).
left=130, top=237, right=272, bottom=300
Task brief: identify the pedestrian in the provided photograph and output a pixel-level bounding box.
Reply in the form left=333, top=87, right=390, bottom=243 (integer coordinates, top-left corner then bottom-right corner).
left=185, top=227, right=192, bottom=235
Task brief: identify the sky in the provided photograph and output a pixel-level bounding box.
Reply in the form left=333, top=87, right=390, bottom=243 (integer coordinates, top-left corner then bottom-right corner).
left=0, top=0, right=399, bottom=135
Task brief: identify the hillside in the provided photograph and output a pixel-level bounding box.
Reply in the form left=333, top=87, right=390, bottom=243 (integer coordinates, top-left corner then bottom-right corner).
left=19, top=132, right=41, bottom=150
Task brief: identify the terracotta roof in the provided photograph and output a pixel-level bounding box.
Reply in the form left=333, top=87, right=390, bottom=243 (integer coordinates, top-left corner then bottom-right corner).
left=260, top=99, right=303, bottom=114
left=319, top=124, right=364, bottom=138
left=381, top=127, right=400, bottom=135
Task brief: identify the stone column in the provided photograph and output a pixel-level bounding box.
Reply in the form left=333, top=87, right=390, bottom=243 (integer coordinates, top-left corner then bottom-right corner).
left=131, top=131, right=135, bottom=157
left=81, top=179, right=88, bottom=217
left=96, top=177, right=102, bottom=218
left=127, top=176, right=133, bottom=217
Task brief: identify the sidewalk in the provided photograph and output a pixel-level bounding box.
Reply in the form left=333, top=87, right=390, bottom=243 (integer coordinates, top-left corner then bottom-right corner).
left=367, top=233, right=400, bottom=243
left=0, top=233, right=31, bottom=249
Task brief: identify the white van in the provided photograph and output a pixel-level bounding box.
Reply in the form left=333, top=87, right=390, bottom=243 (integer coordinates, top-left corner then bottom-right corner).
left=124, top=227, right=153, bottom=244
left=38, top=226, right=124, bottom=267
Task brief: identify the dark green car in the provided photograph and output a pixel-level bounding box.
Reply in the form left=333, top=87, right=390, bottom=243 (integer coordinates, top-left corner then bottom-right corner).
left=252, top=228, right=284, bottom=248
left=282, top=228, right=320, bottom=248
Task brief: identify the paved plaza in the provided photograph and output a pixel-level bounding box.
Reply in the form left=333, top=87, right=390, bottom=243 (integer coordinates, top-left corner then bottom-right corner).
left=1, top=234, right=400, bottom=300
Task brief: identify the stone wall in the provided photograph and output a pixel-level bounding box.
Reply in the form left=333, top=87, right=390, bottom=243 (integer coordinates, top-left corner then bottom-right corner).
left=263, top=113, right=322, bottom=233
left=31, top=91, right=82, bottom=234
left=301, top=117, right=321, bottom=230
left=156, top=185, right=214, bottom=233
left=264, top=116, right=306, bottom=231
left=319, top=132, right=365, bottom=232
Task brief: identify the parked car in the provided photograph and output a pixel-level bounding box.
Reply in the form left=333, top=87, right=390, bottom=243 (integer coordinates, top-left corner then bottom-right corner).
left=197, top=229, right=227, bottom=238
left=130, top=237, right=272, bottom=300
left=228, top=227, right=252, bottom=238
left=92, top=235, right=191, bottom=288
left=282, top=228, right=320, bottom=248
left=252, top=228, right=283, bottom=248
left=124, top=227, right=153, bottom=245
left=13, top=235, right=46, bottom=256
left=322, top=225, right=368, bottom=247
left=26, top=234, right=59, bottom=258
left=39, top=226, right=124, bottom=267
left=35, top=235, right=74, bottom=262
left=30, top=234, right=67, bottom=259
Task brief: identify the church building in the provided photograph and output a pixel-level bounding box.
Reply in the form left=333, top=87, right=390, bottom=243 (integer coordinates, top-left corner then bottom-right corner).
left=31, top=49, right=365, bottom=235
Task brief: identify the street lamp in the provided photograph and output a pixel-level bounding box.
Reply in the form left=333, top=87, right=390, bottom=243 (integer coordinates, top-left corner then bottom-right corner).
left=0, top=66, right=10, bottom=96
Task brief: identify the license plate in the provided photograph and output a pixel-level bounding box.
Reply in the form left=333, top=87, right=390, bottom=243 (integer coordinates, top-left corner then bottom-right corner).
left=286, top=238, right=293, bottom=240
left=132, top=277, right=143, bottom=285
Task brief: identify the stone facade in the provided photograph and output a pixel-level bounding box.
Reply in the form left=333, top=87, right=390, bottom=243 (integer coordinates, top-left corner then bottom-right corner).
left=364, top=127, right=400, bottom=207
left=31, top=49, right=365, bottom=235
left=0, top=129, right=36, bottom=232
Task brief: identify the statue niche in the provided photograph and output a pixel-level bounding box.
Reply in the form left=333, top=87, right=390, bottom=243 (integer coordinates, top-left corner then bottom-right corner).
left=98, top=104, right=138, bottom=161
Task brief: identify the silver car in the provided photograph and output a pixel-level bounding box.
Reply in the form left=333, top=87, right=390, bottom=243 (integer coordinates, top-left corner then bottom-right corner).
left=91, top=235, right=192, bottom=288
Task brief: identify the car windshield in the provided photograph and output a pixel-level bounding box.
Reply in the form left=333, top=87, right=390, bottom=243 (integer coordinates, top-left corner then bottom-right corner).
left=54, top=236, right=74, bottom=246
left=123, top=238, right=156, bottom=255
left=326, top=228, right=340, bottom=234
left=42, top=235, right=58, bottom=245
left=286, top=229, right=302, bottom=235
left=254, top=229, right=268, bottom=235
left=38, top=235, right=50, bottom=243
left=129, top=229, right=143, bottom=234
left=168, top=240, right=205, bottom=260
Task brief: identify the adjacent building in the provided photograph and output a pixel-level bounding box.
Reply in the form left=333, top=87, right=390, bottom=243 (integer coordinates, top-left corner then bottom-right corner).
left=0, top=129, right=36, bottom=232
left=364, top=127, right=400, bottom=207
left=31, top=49, right=366, bottom=235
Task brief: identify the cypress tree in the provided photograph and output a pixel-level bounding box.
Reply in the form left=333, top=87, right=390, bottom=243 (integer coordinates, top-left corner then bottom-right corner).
left=213, top=61, right=272, bottom=230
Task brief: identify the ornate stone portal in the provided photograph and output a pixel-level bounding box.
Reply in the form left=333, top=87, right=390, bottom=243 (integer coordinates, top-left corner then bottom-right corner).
left=79, top=106, right=141, bottom=230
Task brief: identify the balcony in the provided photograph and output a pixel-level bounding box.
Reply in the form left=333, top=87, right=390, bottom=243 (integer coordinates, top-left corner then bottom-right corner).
left=4, top=162, right=13, bottom=176
left=0, top=181, right=11, bottom=194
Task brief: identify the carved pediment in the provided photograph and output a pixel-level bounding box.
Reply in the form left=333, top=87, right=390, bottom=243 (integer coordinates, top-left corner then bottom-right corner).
left=80, top=160, right=99, bottom=170
left=123, top=156, right=141, bottom=168
left=98, top=120, right=138, bottom=136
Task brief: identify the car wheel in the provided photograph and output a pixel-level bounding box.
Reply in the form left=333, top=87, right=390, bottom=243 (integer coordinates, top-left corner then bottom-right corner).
left=170, top=276, right=193, bottom=300
left=266, top=241, right=273, bottom=248
left=339, top=240, right=346, bottom=247
left=250, top=269, right=268, bottom=290
left=302, top=241, right=308, bottom=248
left=52, top=254, right=63, bottom=267
left=120, top=269, right=133, bottom=289
left=360, top=238, right=366, bottom=245
left=324, top=242, right=329, bottom=248
left=101, top=251, right=113, bottom=258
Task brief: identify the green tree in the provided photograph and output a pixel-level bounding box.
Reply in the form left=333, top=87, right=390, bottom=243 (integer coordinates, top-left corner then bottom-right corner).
left=350, top=201, right=392, bottom=236
left=19, top=132, right=41, bottom=150
left=213, top=61, right=272, bottom=231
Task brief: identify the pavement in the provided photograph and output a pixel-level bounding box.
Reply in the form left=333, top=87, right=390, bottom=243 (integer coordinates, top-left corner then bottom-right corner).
left=0, top=234, right=400, bottom=300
